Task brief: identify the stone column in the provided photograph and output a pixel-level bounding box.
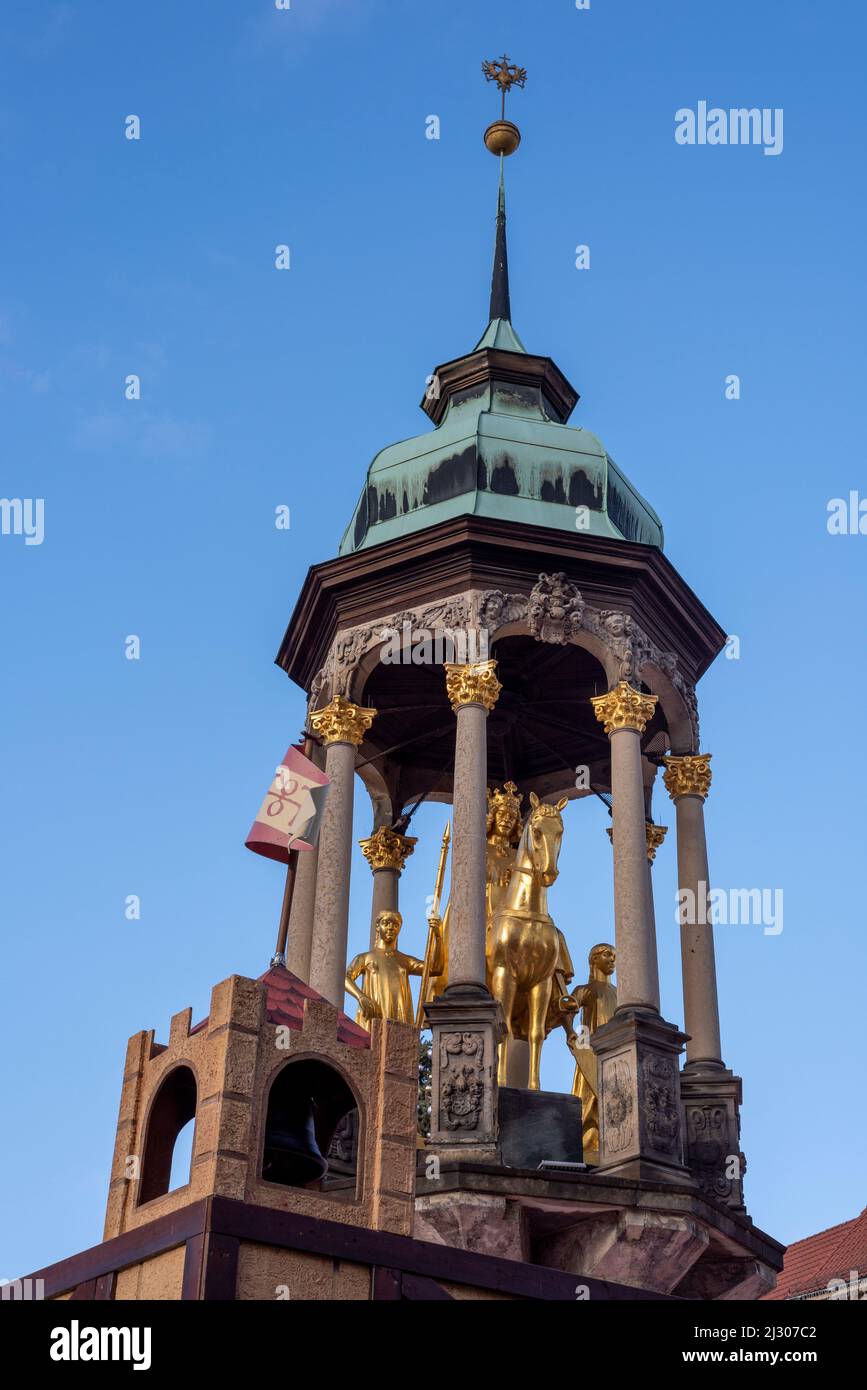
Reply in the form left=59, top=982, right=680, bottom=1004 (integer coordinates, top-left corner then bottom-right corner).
left=591, top=682, right=660, bottom=1012
left=662, top=755, right=721, bottom=1066
left=663, top=753, right=746, bottom=1211
left=424, top=660, right=505, bottom=1159
left=605, top=820, right=667, bottom=1010
left=442, top=660, right=501, bottom=987
left=359, top=826, right=417, bottom=949
left=644, top=822, right=667, bottom=1006
left=307, top=696, right=376, bottom=1007
left=589, top=683, right=690, bottom=1185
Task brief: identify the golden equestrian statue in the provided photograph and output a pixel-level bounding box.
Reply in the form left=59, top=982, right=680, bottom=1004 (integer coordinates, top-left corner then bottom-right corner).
left=420, top=786, right=574, bottom=1090
left=488, top=791, right=570, bottom=1089
left=418, top=783, right=524, bottom=1017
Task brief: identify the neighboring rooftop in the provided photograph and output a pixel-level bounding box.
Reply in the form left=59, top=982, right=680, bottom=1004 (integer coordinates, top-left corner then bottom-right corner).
left=762, top=1206, right=867, bottom=1300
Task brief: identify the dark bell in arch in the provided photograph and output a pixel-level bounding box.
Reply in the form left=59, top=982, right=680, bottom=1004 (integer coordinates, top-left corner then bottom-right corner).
left=262, top=1095, right=328, bottom=1187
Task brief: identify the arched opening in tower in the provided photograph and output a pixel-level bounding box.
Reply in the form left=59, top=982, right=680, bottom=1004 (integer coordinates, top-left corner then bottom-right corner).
left=262, top=1059, right=359, bottom=1195
left=138, top=1064, right=197, bottom=1205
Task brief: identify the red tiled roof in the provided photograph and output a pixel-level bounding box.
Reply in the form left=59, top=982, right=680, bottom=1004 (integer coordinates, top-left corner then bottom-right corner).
left=190, top=965, right=370, bottom=1050
left=260, top=964, right=370, bottom=1050
left=762, top=1206, right=867, bottom=1300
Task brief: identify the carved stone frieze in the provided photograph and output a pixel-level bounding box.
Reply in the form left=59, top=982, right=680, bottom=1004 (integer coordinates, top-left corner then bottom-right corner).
left=308, top=578, right=700, bottom=747
left=527, top=572, right=585, bottom=643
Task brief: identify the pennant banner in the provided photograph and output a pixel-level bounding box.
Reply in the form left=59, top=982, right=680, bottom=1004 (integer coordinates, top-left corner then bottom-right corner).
left=245, top=744, right=330, bottom=863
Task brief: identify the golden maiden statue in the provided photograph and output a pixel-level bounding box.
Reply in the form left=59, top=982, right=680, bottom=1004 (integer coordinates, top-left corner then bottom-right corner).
left=346, top=909, right=443, bottom=1030
left=422, top=784, right=576, bottom=1091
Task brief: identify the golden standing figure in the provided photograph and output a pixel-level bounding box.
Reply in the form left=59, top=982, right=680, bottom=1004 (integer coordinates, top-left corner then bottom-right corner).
left=345, top=910, right=442, bottom=1030
left=567, top=944, right=617, bottom=1160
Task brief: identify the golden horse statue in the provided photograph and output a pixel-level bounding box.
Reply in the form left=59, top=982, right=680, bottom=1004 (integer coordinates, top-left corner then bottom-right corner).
left=487, top=791, right=569, bottom=1090
left=419, top=783, right=523, bottom=1014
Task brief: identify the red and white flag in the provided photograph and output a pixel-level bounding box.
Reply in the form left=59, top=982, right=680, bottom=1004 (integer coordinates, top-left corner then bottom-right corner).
left=245, top=744, right=330, bottom=863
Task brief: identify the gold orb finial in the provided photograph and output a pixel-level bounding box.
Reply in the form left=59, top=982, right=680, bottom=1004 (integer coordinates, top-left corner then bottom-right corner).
left=482, top=53, right=526, bottom=157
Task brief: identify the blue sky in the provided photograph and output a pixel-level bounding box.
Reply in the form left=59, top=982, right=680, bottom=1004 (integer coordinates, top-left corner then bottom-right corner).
left=1, top=0, right=865, bottom=1278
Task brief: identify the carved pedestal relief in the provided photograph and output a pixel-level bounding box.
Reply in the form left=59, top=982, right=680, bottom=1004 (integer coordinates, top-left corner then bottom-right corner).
left=424, top=994, right=503, bottom=1153
left=681, top=1082, right=746, bottom=1211
left=594, top=1012, right=689, bottom=1180
left=439, top=1032, right=485, bottom=1132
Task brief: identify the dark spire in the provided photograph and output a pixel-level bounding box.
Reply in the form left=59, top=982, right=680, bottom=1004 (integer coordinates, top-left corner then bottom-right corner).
left=489, top=162, right=511, bottom=322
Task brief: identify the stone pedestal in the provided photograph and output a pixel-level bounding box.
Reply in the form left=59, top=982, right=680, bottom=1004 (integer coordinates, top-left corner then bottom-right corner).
left=424, top=985, right=505, bottom=1160
left=680, top=1065, right=746, bottom=1212
left=592, top=1007, right=693, bottom=1184
left=498, top=1086, right=583, bottom=1169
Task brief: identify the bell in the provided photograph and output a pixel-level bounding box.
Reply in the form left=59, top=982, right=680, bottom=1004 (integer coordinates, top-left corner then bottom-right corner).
left=262, top=1096, right=328, bottom=1187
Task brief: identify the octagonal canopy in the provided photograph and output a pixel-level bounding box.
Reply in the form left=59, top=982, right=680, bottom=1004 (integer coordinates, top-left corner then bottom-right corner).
left=339, top=169, right=664, bottom=558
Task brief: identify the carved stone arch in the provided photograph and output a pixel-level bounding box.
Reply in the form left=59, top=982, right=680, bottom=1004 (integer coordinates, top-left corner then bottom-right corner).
left=642, top=730, right=669, bottom=820
left=346, top=631, right=392, bottom=705
left=357, top=764, right=393, bottom=831
left=568, top=629, right=622, bottom=689
left=638, top=659, right=698, bottom=754
left=488, top=617, right=620, bottom=689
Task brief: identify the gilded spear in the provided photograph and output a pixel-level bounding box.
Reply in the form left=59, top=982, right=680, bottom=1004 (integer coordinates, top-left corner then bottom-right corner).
left=415, top=820, right=450, bottom=1027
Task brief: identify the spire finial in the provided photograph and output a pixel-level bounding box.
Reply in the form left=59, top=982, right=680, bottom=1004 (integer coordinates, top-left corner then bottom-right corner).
left=489, top=160, right=511, bottom=322
left=482, top=53, right=526, bottom=157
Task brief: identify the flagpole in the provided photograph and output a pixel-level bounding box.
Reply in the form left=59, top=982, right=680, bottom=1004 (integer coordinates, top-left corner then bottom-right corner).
left=271, top=840, right=299, bottom=967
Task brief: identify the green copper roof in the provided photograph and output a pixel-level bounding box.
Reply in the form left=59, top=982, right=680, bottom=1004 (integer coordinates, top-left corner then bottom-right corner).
left=338, top=170, right=664, bottom=557
left=473, top=316, right=527, bottom=353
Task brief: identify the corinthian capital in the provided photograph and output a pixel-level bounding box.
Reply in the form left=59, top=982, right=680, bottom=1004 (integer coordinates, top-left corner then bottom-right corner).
left=444, top=659, right=501, bottom=713
left=663, top=754, right=713, bottom=800
left=645, top=823, right=668, bottom=862
left=358, top=826, right=417, bottom=874
left=591, top=681, right=657, bottom=736
left=606, top=822, right=668, bottom=862
left=309, top=695, right=377, bottom=747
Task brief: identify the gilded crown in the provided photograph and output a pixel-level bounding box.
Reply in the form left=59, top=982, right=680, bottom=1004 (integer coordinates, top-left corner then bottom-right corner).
left=487, top=781, right=522, bottom=837
left=488, top=780, right=521, bottom=812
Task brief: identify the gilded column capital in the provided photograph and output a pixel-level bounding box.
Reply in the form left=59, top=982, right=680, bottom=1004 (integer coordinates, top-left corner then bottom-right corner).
left=444, top=659, right=502, bottom=713
left=663, top=754, right=713, bottom=801
left=309, top=695, right=377, bottom=747
left=606, top=822, right=668, bottom=862
left=645, top=823, right=668, bottom=862
left=358, top=826, right=417, bottom=874
left=591, top=680, right=657, bottom=736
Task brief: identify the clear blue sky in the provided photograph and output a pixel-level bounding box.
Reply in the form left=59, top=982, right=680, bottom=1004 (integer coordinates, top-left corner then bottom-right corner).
left=1, top=0, right=865, bottom=1279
